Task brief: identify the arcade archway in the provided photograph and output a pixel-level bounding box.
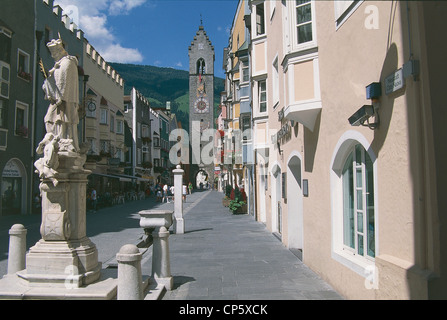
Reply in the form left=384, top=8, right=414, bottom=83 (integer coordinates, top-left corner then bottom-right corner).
left=195, top=169, right=209, bottom=189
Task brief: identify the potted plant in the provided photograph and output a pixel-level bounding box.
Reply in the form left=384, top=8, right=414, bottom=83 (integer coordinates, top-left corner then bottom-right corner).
left=228, top=185, right=247, bottom=214
left=229, top=198, right=247, bottom=214
left=222, top=185, right=232, bottom=207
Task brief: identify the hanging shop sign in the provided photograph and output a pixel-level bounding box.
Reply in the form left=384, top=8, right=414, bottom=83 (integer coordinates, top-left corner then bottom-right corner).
left=271, top=122, right=292, bottom=145
left=2, top=161, right=21, bottom=178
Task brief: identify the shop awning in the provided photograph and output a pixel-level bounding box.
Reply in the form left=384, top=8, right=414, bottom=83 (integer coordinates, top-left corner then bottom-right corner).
left=91, top=172, right=138, bottom=182
left=90, top=173, right=121, bottom=180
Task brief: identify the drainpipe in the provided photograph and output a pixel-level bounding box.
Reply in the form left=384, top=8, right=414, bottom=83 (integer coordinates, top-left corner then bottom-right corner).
left=132, top=88, right=137, bottom=178
left=30, top=0, right=41, bottom=214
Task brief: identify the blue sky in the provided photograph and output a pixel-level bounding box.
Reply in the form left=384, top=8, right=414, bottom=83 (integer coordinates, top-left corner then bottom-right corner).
left=54, top=0, right=239, bottom=78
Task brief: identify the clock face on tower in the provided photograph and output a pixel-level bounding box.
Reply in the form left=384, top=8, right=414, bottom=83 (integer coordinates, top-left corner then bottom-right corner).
left=194, top=97, right=209, bottom=114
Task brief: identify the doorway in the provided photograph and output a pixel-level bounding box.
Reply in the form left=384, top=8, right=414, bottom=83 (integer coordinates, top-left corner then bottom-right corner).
left=287, top=154, right=304, bottom=254
left=1, top=159, right=26, bottom=216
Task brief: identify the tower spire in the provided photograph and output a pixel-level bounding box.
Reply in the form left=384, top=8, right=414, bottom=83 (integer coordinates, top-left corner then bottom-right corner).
left=200, top=14, right=203, bottom=26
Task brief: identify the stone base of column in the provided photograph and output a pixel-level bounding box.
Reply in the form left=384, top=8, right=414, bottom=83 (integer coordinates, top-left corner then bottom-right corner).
left=173, top=218, right=184, bottom=234
left=16, top=237, right=101, bottom=288
left=0, top=271, right=117, bottom=300
left=153, top=276, right=173, bottom=291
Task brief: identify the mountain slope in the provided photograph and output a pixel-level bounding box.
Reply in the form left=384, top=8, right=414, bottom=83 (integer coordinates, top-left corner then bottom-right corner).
left=109, top=63, right=224, bottom=131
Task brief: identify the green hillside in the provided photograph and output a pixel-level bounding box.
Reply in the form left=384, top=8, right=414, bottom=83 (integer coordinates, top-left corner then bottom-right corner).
left=109, top=63, right=224, bottom=131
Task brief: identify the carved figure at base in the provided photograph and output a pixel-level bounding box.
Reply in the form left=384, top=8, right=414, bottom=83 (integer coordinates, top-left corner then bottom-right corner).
left=34, top=133, right=60, bottom=187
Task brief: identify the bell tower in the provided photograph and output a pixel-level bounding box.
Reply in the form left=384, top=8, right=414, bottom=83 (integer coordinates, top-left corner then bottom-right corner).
left=188, top=23, right=215, bottom=188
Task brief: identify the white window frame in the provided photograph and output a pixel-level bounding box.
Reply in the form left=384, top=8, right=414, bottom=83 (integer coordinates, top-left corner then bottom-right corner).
left=110, top=114, right=115, bottom=132
left=258, top=80, right=267, bottom=114
left=14, top=101, right=28, bottom=137
left=142, top=124, right=149, bottom=139
left=137, top=147, right=142, bottom=165
left=100, top=140, right=110, bottom=153
left=0, top=61, right=10, bottom=99
left=335, top=0, right=363, bottom=30
left=87, top=138, right=97, bottom=155
left=100, top=108, right=108, bottom=124
left=241, top=59, right=249, bottom=84
left=342, top=144, right=375, bottom=259
left=253, top=2, right=266, bottom=38
left=0, top=98, right=7, bottom=129
left=116, top=148, right=124, bottom=162
left=288, top=0, right=317, bottom=53
left=272, top=55, right=279, bottom=109
left=116, top=119, right=124, bottom=134
left=330, top=131, right=378, bottom=277
left=270, top=0, right=276, bottom=20
left=17, top=49, right=30, bottom=80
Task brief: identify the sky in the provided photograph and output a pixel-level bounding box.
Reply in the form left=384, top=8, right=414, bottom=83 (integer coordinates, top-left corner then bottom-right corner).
left=53, top=0, right=239, bottom=78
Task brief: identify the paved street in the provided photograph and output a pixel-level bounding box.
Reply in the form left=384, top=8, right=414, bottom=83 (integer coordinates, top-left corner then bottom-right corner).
left=0, top=189, right=342, bottom=300
left=161, top=190, right=342, bottom=300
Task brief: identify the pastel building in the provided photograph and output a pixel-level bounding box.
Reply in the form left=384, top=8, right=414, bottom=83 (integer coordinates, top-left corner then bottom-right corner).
left=248, top=0, right=447, bottom=299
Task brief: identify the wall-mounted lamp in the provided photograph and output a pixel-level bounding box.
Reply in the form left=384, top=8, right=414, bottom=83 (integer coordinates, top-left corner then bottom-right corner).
left=348, top=105, right=379, bottom=129
left=366, top=82, right=382, bottom=101
left=348, top=82, right=381, bottom=130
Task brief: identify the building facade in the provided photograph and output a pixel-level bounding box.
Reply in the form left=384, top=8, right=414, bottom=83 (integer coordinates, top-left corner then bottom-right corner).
left=247, top=0, right=447, bottom=299
left=1, top=0, right=86, bottom=217
left=83, top=39, right=126, bottom=194
left=123, top=87, right=153, bottom=190
left=0, top=1, right=35, bottom=217
left=222, top=0, right=255, bottom=215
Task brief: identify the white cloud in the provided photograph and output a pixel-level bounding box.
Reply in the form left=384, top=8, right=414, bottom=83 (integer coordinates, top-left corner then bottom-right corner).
left=109, top=0, right=147, bottom=15
left=54, top=0, right=146, bottom=63
left=101, top=44, right=143, bottom=63
left=80, top=15, right=114, bottom=41
left=175, top=62, right=183, bottom=68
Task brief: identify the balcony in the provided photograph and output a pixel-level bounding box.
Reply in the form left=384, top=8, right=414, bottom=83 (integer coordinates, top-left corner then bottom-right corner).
left=284, top=100, right=322, bottom=132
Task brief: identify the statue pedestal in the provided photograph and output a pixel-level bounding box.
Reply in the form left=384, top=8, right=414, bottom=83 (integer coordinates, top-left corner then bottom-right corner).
left=0, top=151, right=117, bottom=299
left=17, top=152, right=101, bottom=288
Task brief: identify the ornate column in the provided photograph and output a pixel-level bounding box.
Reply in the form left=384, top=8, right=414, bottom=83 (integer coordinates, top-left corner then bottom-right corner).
left=17, top=151, right=101, bottom=288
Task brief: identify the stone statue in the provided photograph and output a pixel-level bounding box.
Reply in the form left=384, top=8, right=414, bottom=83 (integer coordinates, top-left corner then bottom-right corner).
left=34, top=132, right=60, bottom=186
left=41, top=35, right=80, bottom=153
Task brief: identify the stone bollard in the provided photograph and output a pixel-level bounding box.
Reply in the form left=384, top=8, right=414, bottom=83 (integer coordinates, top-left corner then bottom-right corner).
left=173, top=165, right=184, bottom=234
left=7, top=224, right=27, bottom=275
left=152, top=226, right=173, bottom=290
left=116, top=244, right=143, bottom=300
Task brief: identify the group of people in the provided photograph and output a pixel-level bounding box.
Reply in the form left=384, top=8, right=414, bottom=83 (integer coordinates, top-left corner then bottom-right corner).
left=155, top=183, right=174, bottom=203
left=154, top=182, right=194, bottom=203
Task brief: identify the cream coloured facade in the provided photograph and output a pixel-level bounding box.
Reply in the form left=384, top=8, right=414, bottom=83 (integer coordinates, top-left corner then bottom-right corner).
left=247, top=0, right=447, bottom=299
left=82, top=39, right=126, bottom=192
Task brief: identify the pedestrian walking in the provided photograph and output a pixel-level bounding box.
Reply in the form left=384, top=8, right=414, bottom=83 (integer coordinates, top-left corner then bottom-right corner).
left=182, top=184, right=187, bottom=202
left=163, top=184, right=168, bottom=203
left=188, top=182, right=193, bottom=195
left=170, top=185, right=175, bottom=202
left=91, top=188, right=97, bottom=212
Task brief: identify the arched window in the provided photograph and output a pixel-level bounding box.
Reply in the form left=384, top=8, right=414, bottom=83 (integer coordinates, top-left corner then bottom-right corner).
left=342, top=144, right=375, bottom=258
left=330, top=131, right=377, bottom=276
left=196, top=58, right=205, bottom=75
